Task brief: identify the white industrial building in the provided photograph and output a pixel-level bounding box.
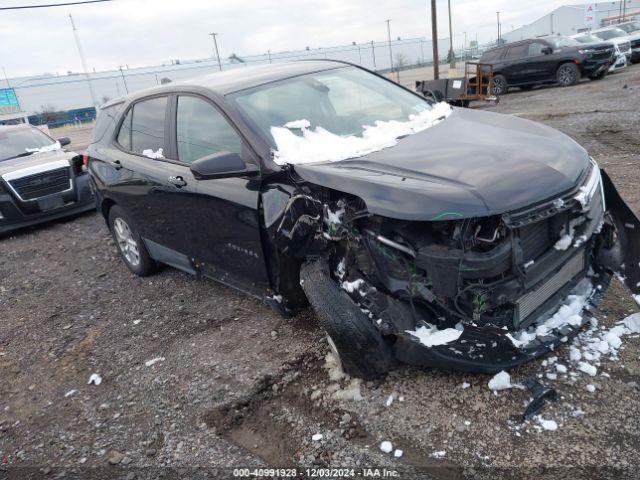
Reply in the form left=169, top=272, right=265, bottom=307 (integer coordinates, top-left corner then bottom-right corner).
left=502, top=1, right=640, bottom=43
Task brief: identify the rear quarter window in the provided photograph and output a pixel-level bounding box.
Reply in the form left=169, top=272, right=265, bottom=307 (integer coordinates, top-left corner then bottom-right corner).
left=480, top=48, right=504, bottom=63
left=91, top=102, right=124, bottom=144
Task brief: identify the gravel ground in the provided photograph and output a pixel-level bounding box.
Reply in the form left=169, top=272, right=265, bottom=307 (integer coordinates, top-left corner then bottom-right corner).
left=1, top=65, right=639, bottom=480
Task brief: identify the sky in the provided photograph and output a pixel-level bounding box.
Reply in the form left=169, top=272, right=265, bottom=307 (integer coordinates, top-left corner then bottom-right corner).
left=0, top=0, right=572, bottom=78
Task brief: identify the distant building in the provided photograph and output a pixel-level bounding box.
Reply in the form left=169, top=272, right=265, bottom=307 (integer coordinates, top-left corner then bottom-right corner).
left=501, top=1, right=640, bottom=43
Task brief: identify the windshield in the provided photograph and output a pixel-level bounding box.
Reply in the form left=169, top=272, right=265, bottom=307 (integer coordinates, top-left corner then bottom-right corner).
left=230, top=66, right=433, bottom=146
left=0, top=127, right=57, bottom=162
left=545, top=36, right=581, bottom=48
left=618, top=22, right=640, bottom=33
left=594, top=28, right=627, bottom=40
left=574, top=35, right=598, bottom=43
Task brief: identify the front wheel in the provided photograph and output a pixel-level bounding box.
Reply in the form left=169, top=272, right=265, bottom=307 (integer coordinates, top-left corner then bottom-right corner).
left=557, top=63, right=581, bottom=86
left=490, top=74, right=508, bottom=96
left=108, top=205, right=158, bottom=276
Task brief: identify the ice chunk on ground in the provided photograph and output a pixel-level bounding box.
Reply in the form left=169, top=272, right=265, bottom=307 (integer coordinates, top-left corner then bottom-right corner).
left=579, top=362, right=597, bottom=376
left=385, top=394, right=394, bottom=407
left=64, top=389, right=78, bottom=398
left=633, top=295, right=640, bottom=308
left=87, top=373, right=102, bottom=385
left=586, top=384, right=596, bottom=392
left=394, top=449, right=403, bottom=458
left=144, top=357, right=165, bottom=367
left=622, top=313, right=640, bottom=333
left=312, top=433, right=323, bottom=441
left=406, top=324, right=462, bottom=347
left=341, top=279, right=366, bottom=293
left=432, top=450, right=446, bottom=458
left=380, top=441, right=393, bottom=453
left=569, top=347, right=582, bottom=362
left=271, top=102, right=453, bottom=165
left=556, top=364, right=567, bottom=373
left=546, top=372, right=557, bottom=380
left=488, top=371, right=512, bottom=391
left=536, top=416, right=558, bottom=431
left=461, top=381, right=470, bottom=389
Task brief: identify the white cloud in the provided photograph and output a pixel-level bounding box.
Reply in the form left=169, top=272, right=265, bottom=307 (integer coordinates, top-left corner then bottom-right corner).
left=0, top=0, right=570, bottom=77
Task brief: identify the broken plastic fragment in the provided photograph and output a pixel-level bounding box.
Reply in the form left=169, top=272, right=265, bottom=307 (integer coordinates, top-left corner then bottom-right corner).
left=87, top=373, right=102, bottom=386
left=312, top=433, right=323, bottom=441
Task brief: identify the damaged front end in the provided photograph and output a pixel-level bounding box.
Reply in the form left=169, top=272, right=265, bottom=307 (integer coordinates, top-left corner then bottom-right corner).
left=269, top=162, right=640, bottom=373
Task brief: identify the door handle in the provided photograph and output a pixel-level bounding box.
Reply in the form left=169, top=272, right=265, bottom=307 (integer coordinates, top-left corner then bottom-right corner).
left=168, top=175, right=187, bottom=188
left=108, top=160, right=122, bottom=170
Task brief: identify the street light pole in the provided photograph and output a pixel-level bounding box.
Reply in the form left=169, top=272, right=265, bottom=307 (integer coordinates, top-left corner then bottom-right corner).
left=447, top=0, right=455, bottom=69
left=385, top=19, right=397, bottom=82
left=430, top=0, right=439, bottom=79
left=2, top=67, right=11, bottom=88
left=371, top=40, right=377, bottom=69
left=69, top=14, right=97, bottom=106
left=496, top=11, right=501, bottom=44
left=209, top=32, right=222, bottom=71
left=118, top=65, right=129, bottom=94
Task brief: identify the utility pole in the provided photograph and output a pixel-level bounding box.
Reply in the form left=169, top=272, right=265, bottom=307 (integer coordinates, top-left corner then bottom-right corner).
left=268, top=50, right=272, bottom=64
left=385, top=20, right=397, bottom=82
left=69, top=14, right=97, bottom=106
left=118, top=65, right=129, bottom=94
left=447, top=0, right=455, bottom=69
left=431, top=0, right=439, bottom=79
left=371, top=40, right=377, bottom=69
left=2, top=67, right=11, bottom=88
left=496, top=12, right=501, bottom=44
left=209, top=32, right=222, bottom=71
left=550, top=13, right=554, bottom=34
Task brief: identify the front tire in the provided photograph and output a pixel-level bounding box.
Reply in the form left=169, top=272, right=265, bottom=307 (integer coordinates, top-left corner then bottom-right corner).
left=491, top=74, right=508, bottom=96
left=108, top=205, right=158, bottom=277
left=557, top=63, right=580, bottom=86
left=299, top=259, right=394, bottom=380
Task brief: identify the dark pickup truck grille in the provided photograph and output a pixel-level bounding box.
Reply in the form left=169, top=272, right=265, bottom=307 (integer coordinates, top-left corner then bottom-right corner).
left=9, top=167, right=71, bottom=201
left=591, top=46, right=615, bottom=60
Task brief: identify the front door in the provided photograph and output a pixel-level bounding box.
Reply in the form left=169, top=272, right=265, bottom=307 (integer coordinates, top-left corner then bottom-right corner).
left=168, top=94, right=270, bottom=295
left=524, top=41, right=555, bottom=82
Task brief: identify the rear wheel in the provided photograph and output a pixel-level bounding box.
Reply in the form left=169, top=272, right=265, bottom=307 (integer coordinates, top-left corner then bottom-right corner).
left=108, top=205, right=158, bottom=276
left=491, top=74, right=508, bottom=96
left=557, top=63, right=580, bottom=86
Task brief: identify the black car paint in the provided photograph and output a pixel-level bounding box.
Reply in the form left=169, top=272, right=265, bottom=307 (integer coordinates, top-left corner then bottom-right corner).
left=88, top=60, right=639, bottom=372
left=481, top=38, right=614, bottom=88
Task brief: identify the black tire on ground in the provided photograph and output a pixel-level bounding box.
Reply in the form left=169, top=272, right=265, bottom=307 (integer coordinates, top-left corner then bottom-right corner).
left=491, top=74, right=508, bottom=96
left=557, top=62, right=581, bottom=86
left=108, top=205, right=158, bottom=277
left=299, top=260, right=395, bottom=380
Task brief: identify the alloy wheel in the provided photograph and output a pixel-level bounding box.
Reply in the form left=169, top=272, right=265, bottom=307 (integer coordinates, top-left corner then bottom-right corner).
left=558, top=66, right=575, bottom=85
left=113, top=217, right=140, bottom=267
left=492, top=78, right=505, bottom=95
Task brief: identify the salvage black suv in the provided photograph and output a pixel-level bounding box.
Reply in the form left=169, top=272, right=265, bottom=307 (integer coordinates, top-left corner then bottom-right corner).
left=87, top=61, right=639, bottom=379
left=481, top=35, right=615, bottom=95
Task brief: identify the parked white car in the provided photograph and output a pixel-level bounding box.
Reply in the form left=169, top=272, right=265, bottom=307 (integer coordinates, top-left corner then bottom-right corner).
left=615, top=21, right=640, bottom=63
left=591, top=26, right=640, bottom=64
left=571, top=33, right=628, bottom=72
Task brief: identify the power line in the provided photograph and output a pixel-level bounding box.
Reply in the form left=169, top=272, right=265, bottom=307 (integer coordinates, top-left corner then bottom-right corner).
left=0, top=0, right=111, bottom=10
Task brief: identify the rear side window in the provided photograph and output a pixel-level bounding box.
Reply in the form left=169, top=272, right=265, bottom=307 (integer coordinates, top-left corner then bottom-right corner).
left=131, top=97, right=167, bottom=155
left=92, top=102, right=123, bottom=145
left=505, top=44, right=529, bottom=59
left=116, top=109, right=132, bottom=150
left=528, top=42, right=546, bottom=56
left=176, top=96, right=242, bottom=164
left=480, top=48, right=503, bottom=63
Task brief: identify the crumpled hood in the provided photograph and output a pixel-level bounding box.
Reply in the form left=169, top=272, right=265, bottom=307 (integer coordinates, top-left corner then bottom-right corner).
left=293, top=108, right=591, bottom=220
left=0, top=149, right=74, bottom=177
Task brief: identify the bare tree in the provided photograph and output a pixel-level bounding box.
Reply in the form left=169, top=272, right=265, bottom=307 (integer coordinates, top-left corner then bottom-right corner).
left=394, top=53, right=409, bottom=70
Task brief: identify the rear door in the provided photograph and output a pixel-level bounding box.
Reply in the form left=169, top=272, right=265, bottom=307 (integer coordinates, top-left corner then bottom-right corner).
left=502, top=43, right=530, bottom=84
left=167, top=93, right=271, bottom=294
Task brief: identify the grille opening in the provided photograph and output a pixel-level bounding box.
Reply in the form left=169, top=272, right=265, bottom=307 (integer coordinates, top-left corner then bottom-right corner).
left=9, top=167, right=71, bottom=201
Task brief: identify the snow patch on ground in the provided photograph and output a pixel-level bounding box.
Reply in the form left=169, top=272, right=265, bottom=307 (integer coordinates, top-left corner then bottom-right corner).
left=87, top=373, right=102, bottom=386
left=431, top=450, right=446, bottom=459
left=406, top=324, right=462, bottom=347
left=380, top=441, right=393, bottom=453
left=270, top=102, right=453, bottom=165
left=311, top=433, right=323, bottom=441
left=488, top=371, right=513, bottom=391
left=144, top=357, right=165, bottom=367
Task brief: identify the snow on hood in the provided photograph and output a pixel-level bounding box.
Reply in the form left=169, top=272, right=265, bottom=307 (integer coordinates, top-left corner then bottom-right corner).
left=25, top=141, right=62, bottom=154
left=270, top=102, right=453, bottom=166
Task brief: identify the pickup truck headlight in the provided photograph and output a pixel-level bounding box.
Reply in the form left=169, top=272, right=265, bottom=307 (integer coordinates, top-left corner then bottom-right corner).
left=578, top=48, right=596, bottom=55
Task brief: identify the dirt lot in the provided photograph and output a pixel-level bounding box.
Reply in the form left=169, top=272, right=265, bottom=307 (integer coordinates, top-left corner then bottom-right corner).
left=2, top=65, right=640, bottom=479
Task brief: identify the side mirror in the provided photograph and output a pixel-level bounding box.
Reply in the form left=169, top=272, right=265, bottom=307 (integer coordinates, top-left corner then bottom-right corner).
left=542, top=47, right=553, bottom=55
left=58, top=137, right=71, bottom=147
left=190, top=151, right=259, bottom=180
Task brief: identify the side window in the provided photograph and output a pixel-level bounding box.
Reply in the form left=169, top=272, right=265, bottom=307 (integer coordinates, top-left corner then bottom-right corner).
left=528, top=42, right=546, bottom=56
left=131, top=97, right=167, bottom=155
left=116, top=109, right=132, bottom=150
left=505, top=44, right=529, bottom=60
left=176, top=96, right=242, bottom=165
